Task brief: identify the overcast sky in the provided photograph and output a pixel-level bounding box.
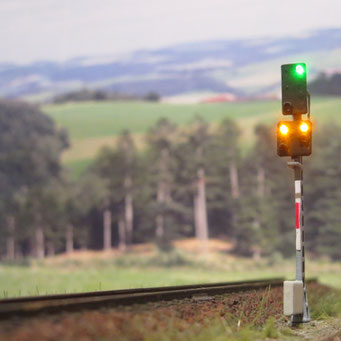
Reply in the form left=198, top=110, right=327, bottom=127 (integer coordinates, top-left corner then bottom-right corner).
left=1, top=0, right=341, bottom=64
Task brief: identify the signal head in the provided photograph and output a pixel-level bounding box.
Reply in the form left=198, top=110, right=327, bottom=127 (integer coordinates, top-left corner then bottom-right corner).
left=277, top=120, right=312, bottom=157
left=281, top=63, right=307, bottom=116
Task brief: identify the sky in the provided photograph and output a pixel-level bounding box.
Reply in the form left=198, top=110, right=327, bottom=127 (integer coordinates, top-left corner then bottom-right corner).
left=1, top=0, right=341, bottom=64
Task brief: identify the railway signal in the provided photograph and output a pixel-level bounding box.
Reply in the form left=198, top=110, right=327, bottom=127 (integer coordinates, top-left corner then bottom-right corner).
left=281, top=63, right=307, bottom=116
left=279, top=63, right=311, bottom=325
left=277, top=120, right=312, bottom=157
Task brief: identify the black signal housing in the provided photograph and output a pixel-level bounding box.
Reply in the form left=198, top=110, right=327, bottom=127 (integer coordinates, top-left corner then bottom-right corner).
left=277, top=120, right=312, bottom=157
left=281, top=63, right=308, bottom=116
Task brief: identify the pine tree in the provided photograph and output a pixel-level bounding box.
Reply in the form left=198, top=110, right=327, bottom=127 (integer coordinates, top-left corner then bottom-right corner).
left=146, top=118, right=178, bottom=244
left=205, top=118, right=241, bottom=239
left=117, top=131, right=138, bottom=246
left=91, top=130, right=140, bottom=249
left=305, top=123, right=341, bottom=259
left=235, top=124, right=291, bottom=257
left=174, top=116, right=211, bottom=244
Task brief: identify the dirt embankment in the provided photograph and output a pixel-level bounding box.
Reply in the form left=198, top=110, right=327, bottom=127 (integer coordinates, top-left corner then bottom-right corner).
left=0, top=282, right=339, bottom=341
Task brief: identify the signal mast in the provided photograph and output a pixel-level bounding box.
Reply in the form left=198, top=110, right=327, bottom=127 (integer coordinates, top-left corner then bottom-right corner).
left=278, top=63, right=311, bottom=325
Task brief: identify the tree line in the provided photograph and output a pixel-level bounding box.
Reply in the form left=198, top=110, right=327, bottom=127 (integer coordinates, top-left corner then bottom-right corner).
left=52, top=89, right=160, bottom=104
left=1, top=99, right=341, bottom=260
left=309, top=72, right=341, bottom=96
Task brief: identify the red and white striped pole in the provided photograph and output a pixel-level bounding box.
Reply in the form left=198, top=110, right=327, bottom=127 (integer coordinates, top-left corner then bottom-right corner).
left=295, top=176, right=302, bottom=254
left=289, top=156, right=310, bottom=324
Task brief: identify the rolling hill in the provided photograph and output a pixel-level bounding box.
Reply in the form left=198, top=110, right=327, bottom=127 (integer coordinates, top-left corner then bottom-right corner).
left=2, top=28, right=341, bottom=101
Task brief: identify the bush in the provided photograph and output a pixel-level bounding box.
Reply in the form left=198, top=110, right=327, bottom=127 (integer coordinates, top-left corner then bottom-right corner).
left=143, top=92, right=160, bottom=102
left=114, top=249, right=194, bottom=268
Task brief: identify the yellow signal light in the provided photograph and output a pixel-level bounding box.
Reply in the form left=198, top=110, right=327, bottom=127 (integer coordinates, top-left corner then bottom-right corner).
left=279, top=124, right=289, bottom=135
left=300, top=122, right=309, bottom=132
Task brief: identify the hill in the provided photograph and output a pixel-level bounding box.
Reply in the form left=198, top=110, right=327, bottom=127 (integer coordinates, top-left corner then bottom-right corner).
left=2, top=28, right=341, bottom=100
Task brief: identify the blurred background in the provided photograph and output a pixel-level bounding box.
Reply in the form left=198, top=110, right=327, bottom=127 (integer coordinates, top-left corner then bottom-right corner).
left=1, top=0, right=341, bottom=297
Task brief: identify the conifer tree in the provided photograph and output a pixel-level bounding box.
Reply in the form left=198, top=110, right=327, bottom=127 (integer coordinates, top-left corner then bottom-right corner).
left=177, top=116, right=211, bottom=243
left=91, top=130, right=139, bottom=249
left=305, top=123, right=341, bottom=259
left=205, top=118, right=241, bottom=239
left=146, top=118, right=177, bottom=242
left=235, top=124, right=291, bottom=257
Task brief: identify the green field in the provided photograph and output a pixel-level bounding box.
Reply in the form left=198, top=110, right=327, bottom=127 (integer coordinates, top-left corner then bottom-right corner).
left=44, top=100, right=282, bottom=140
left=43, top=97, right=341, bottom=175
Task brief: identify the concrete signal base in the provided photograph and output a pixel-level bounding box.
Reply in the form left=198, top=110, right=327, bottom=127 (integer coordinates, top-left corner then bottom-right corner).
left=283, top=280, right=304, bottom=316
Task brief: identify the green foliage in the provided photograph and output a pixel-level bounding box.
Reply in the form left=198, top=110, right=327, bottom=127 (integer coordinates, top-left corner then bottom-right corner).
left=143, top=92, right=160, bottom=102
left=65, top=158, right=92, bottom=179
left=16, top=181, right=67, bottom=247
left=0, top=99, right=68, bottom=257
left=261, top=317, right=279, bottom=338
left=114, top=250, right=194, bottom=268
left=305, top=123, right=341, bottom=259
left=278, top=326, right=294, bottom=336
left=310, top=288, right=341, bottom=320
left=91, top=130, right=139, bottom=203
left=53, top=89, right=110, bottom=103
left=0, top=99, right=68, bottom=192
left=62, top=172, right=109, bottom=248
left=155, top=237, right=174, bottom=252
left=234, top=123, right=292, bottom=257
left=144, top=118, right=186, bottom=243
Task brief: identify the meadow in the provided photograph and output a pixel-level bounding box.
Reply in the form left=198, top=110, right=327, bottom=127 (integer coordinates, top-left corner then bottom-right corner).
left=1, top=245, right=340, bottom=298
left=43, top=97, right=341, bottom=176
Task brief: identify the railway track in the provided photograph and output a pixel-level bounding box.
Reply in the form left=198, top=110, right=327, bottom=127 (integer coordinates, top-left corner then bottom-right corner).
left=0, top=278, right=307, bottom=320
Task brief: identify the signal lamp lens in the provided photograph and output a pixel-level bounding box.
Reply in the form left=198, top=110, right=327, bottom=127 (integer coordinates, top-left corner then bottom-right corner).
left=300, top=122, right=309, bottom=132
left=296, top=64, right=305, bottom=75
left=279, top=124, right=289, bottom=135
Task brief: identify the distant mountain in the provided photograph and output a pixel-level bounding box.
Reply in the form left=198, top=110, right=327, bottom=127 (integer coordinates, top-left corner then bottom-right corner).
left=2, top=28, right=341, bottom=101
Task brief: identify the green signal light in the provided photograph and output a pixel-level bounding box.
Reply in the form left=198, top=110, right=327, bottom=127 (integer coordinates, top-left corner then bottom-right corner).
left=296, top=64, right=305, bottom=75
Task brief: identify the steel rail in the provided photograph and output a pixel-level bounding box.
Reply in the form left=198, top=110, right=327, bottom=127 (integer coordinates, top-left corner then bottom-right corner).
left=0, top=278, right=316, bottom=320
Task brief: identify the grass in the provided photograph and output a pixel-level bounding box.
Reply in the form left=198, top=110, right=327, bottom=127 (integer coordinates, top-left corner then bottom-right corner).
left=1, top=249, right=341, bottom=299
left=310, top=290, right=341, bottom=320
left=43, top=97, right=341, bottom=176
left=0, top=261, right=279, bottom=298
